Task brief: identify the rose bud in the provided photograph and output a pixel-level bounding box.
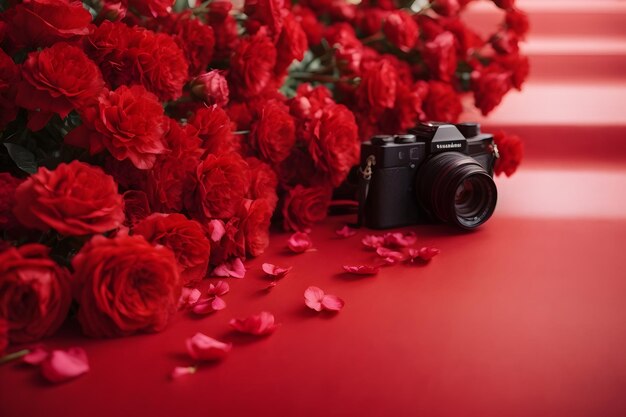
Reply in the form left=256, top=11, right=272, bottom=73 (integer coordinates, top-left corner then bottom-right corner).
left=190, top=70, right=229, bottom=107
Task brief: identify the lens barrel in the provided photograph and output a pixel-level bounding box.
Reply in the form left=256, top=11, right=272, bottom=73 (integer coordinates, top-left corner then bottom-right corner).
left=416, top=152, right=497, bottom=229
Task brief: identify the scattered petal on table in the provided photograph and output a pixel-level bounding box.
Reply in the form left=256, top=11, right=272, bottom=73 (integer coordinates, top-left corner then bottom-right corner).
left=230, top=311, right=279, bottom=336
left=207, top=280, right=230, bottom=296
left=213, top=258, right=246, bottom=278
left=408, top=247, right=441, bottom=262
left=361, top=234, right=384, bottom=249
left=207, top=219, right=226, bottom=242
left=383, top=232, right=417, bottom=248
left=186, top=333, right=232, bottom=361
left=335, top=225, right=357, bottom=238
left=342, top=264, right=380, bottom=275
left=171, top=366, right=197, bottom=379
left=178, top=288, right=202, bottom=309
left=304, top=286, right=325, bottom=311
left=40, top=347, right=89, bottom=383
left=23, top=347, right=49, bottom=365
left=376, top=247, right=406, bottom=264
left=321, top=294, right=345, bottom=312
left=192, top=296, right=226, bottom=315
left=287, top=232, right=313, bottom=253
left=262, top=263, right=293, bottom=278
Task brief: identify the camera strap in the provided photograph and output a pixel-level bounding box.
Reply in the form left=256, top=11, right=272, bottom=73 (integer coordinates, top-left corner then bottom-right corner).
left=353, top=155, right=376, bottom=228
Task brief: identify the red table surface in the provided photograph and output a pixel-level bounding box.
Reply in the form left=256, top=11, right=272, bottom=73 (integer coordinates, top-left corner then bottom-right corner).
left=2, top=171, right=626, bottom=417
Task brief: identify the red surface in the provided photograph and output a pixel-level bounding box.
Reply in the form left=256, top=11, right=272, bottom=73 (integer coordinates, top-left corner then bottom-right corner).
left=2, top=192, right=626, bottom=416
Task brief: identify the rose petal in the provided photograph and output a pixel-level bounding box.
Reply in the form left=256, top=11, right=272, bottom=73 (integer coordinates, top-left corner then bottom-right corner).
left=321, top=294, right=345, bottom=311
left=304, top=286, right=325, bottom=311
left=335, top=225, right=357, bottom=238
left=262, top=263, right=293, bottom=278
left=23, top=347, right=49, bottom=365
left=408, top=246, right=441, bottom=262
left=376, top=247, right=406, bottom=264
left=383, top=232, right=417, bottom=248
left=211, top=296, right=227, bottom=311
left=213, top=258, right=246, bottom=278
left=178, top=288, right=202, bottom=309
left=208, top=219, right=226, bottom=242
left=229, top=311, right=279, bottom=336
left=264, top=281, right=278, bottom=291
left=171, top=366, right=197, bottom=379
left=185, top=333, right=232, bottom=361
left=342, top=264, right=380, bottom=275
left=287, top=232, right=313, bottom=253
left=207, top=280, right=230, bottom=296
left=40, top=347, right=89, bottom=383
left=361, top=235, right=384, bottom=249
left=192, top=296, right=226, bottom=315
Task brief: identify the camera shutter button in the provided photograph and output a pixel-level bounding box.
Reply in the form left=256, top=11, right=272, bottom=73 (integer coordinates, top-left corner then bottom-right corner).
left=371, top=135, right=394, bottom=145
left=394, top=134, right=417, bottom=144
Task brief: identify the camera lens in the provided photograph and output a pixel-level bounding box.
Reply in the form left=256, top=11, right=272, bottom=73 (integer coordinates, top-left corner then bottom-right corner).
left=416, top=152, right=497, bottom=229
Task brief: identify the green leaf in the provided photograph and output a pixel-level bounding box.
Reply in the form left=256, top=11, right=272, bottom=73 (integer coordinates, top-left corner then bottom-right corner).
left=3, top=143, right=38, bottom=174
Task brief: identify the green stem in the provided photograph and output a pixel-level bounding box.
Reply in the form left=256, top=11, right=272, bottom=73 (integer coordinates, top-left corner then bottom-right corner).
left=0, top=349, right=30, bottom=365
left=233, top=130, right=250, bottom=135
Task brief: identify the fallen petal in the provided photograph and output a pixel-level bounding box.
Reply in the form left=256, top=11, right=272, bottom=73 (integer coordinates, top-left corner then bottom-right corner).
left=171, top=366, right=197, bottom=379
left=40, top=347, right=89, bottom=383
left=342, top=265, right=380, bottom=275
left=192, top=296, right=226, bottom=315
left=335, top=225, right=357, bottom=238
left=186, top=333, right=232, bottom=361
left=230, top=311, right=279, bottom=336
left=178, top=288, right=202, bottom=309
left=207, top=280, right=230, bottom=296
left=376, top=247, right=406, bottom=263
left=321, top=294, right=345, bottom=311
left=213, top=258, right=246, bottom=278
left=418, top=246, right=440, bottom=261
left=262, top=263, right=293, bottom=278
left=287, top=232, right=313, bottom=253
left=208, top=219, right=226, bottom=242
left=23, top=347, right=49, bottom=365
left=304, top=286, right=325, bottom=311
left=361, top=234, right=384, bottom=249
left=383, top=232, right=417, bottom=248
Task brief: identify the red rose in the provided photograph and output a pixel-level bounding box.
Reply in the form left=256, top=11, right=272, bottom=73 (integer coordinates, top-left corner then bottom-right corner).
left=384, top=80, right=428, bottom=132
left=274, top=13, right=308, bottom=76
left=441, top=17, right=484, bottom=52
left=211, top=14, right=239, bottom=61
left=229, top=30, right=277, bottom=99
left=292, top=5, right=324, bottom=46
left=0, top=173, right=23, bottom=230
left=4, top=0, right=92, bottom=49
left=186, top=153, right=250, bottom=221
left=493, top=131, right=523, bottom=177
left=432, top=0, right=460, bottom=16
left=209, top=211, right=246, bottom=266
left=122, top=190, right=151, bottom=228
left=66, top=85, right=168, bottom=170
left=244, top=0, right=284, bottom=38
left=126, top=0, right=173, bottom=17
left=282, top=185, right=332, bottom=232
left=13, top=161, right=124, bottom=236
left=133, top=213, right=211, bottom=285
left=471, top=63, right=513, bottom=116
left=0, top=244, right=71, bottom=343
left=356, top=59, right=397, bottom=117
left=325, top=23, right=363, bottom=74
left=243, top=199, right=273, bottom=257
left=190, top=70, right=229, bottom=107
left=187, top=105, right=235, bottom=155
left=250, top=100, right=296, bottom=164
left=15, top=43, right=105, bottom=130
left=0, top=318, right=7, bottom=354
left=490, top=30, right=519, bottom=55
left=307, top=103, right=360, bottom=187
left=424, top=81, right=462, bottom=123
left=277, top=148, right=317, bottom=188
left=383, top=10, right=419, bottom=52
left=208, top=0, right=232, bottom=22
left=170, top=14, right=215, bottom=76
left=84, top=21, right=135, bottom=88
left=289, top=83, right=333, bottom=122
left=72, top=234, right=181, bottom=337
left=495, top=53, right=529, bottom=90
left=423, top=31, right=458, bottom=82
left=246, top=157, right=279, bottom=210
left=356, top=8, right=389, bottom=36
left=506, top=8, right=530, bottom=39
left=0, top=49, right=20, bottom=130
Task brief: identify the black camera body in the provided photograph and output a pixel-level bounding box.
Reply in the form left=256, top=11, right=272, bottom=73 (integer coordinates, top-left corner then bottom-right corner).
left=358, top=122, right=499, bottom=230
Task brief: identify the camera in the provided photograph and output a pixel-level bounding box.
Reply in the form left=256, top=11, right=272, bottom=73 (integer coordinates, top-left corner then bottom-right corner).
left=356, top=122, right=499, bottom=230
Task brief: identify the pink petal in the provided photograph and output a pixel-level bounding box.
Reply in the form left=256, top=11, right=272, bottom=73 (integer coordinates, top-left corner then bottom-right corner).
left=185, top=333, right=232, bottom=361
left=23, top=347, right=49, bottom=365
left=192, top=296, right=226, bottom=315
left=178, top=288, right=202, bottom=309
left=287, top=232, right=313, bottom=253
left=229, top=311, right=279, bottom=336
left=40, top=347, right=89, bottom=383
left=335, top=225, right=357, bottom=238
left=213, top=258, right=246, bottom=278
left=207, top=280, right=230, bottom=296
left=342, top=264, right=380, bottom=275
left=171, top=366, right=197, bottom=379
left=208, top=219, right=226, bottom=242
left=408, top=246, right=441, bottom=262
left=376, top=247, right=406, bottom=264
left=304, top=286, right=325, bottom=311
left=383, top=232, right=417, bottom=248
left=211, top=296, right=227, bottom=311
left=321, top=294, right=345, bottom=311
left=361, top=234, right=384, bottom=249
left=264, top=281, right=278, bottom=291
left=262, top=263, right=293, bottom=278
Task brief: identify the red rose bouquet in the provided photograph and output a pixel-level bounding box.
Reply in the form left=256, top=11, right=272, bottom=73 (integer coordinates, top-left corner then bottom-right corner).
left=0, top=0, right=528, bottom=343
